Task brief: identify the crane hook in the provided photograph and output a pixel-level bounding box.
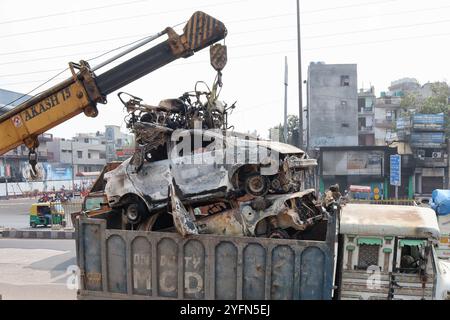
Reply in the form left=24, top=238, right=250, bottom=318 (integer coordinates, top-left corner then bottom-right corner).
left=28, top=148, right=39, bottom=179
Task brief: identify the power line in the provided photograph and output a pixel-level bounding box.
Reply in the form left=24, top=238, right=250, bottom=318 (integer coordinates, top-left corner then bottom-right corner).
left=303, top=17, right=450, bottom=40
left=1, top=68, right=63, bottom=78
left=0, top=0, right=251, bottom=40
left=7, top=25, right=450, bottom=85
left=301, top=0, right=399, bottom=14
left=0, top=28, right=182, bottom=111
left=304, top=30, right=450, bottom=51
left=0, top=13, right=295, bottom=57
left=4, top=1, right=450, bottom=57
left=0, top=35, right=297, bottom=68
left=301, top=3, right=450, bottom=27
left=0, top=33, right=150, bottom=57
left=4, top=11, right=450, bottom=69
left=0, top=68, right=68, bottom=110
left=3, top=26, right=450, bottom=86
left=0, top=0, right=400, bottom=40
left=0, top=0, right=148, bottom=25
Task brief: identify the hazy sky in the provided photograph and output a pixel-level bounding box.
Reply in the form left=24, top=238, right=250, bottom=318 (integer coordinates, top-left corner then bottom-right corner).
left=1, top=0, right=449, bottom=139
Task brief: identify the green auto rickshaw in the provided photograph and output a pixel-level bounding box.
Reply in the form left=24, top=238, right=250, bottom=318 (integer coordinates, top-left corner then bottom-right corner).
left=29, top=202, right=66, bottom=228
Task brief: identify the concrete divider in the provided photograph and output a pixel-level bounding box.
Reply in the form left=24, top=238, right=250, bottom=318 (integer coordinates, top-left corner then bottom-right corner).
left=0, top=229, right=75, bottom=239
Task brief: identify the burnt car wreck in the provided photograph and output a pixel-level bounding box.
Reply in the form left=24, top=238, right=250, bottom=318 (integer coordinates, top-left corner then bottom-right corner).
left=77, top=72, right=332, bottom=240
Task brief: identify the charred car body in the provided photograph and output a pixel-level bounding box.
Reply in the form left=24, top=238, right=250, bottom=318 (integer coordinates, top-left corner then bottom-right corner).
left=96, top=86, right=326, bottom=239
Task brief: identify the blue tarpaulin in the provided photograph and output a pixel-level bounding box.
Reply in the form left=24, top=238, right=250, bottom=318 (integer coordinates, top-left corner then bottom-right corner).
left=431, top=189, right=450, bottom=216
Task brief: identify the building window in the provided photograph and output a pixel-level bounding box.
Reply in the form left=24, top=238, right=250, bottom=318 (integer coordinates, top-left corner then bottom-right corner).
left=341, top=75, right=350, bottom=86
left=341, top=100, right=347, bottom=107
left=84, top=138, right=89, bottom=143
left=77, top=151, right=82, bottom=158
left=386, top=110, right=394, bottom=121
left=357, top=244, right=380, bottom=270
left=341, top=123, right=349, bottom=128
left=88, top=153, right=91, bottom=159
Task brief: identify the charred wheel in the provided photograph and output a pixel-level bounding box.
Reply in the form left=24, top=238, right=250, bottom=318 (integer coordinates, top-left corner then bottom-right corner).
left=244, top=173, right=269, bottom=196
left=122, top=196, right=149, bottom=226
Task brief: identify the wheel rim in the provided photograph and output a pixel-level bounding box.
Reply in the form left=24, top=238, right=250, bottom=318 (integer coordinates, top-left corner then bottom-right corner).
left=247, top=176, right=265, bottom=194
left=126, top=204, right=140, bottom=223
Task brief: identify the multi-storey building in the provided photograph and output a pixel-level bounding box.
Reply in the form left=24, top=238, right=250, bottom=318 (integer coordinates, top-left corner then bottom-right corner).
left=47, top=133, right=107, bottom=175
left=307, top=62, right=358, bottom=149
left=374, top=94, right=403, bottom=145
left=396, top=113, right=448, bottom=195
left=358, top=87, right=376, bottom=146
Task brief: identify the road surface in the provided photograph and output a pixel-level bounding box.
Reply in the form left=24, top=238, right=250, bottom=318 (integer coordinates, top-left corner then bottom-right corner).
left=0, top=238, right=77, bottom=300
left=0, top=198, right=36, bottom=229
left=0, top=197, right=81, bottom=230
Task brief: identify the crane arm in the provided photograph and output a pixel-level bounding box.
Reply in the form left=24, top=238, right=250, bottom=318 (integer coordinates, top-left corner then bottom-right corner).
left=0, top=11, right=226, bottom=166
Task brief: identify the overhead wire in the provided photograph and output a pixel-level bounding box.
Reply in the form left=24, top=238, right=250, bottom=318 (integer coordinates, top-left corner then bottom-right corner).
left=0, top=0, right=148, bottom=25
left=0, top=20, right=186, bottom=111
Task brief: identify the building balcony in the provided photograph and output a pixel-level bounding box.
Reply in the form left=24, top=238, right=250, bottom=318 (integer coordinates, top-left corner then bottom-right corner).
left=375, top=97, right=402, bottom=107
left=414, top=157, right=448, bottom=168
left=358, top=108, right=374, bottom=115
left=374, top=119, right=394, bottom=129
left=358, top=126, right=374, bottom=134
left=38, top=133, right=53, bottom=142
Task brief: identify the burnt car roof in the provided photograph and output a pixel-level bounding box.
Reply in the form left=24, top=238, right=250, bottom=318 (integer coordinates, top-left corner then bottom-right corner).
left=183, top=129, right=306, bottom=155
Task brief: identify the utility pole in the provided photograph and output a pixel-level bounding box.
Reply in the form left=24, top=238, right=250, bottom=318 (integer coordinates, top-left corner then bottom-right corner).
left=71, top=140, right=75, bottom=192
left=283, top=56, right=288, bottom=143
left=296, top=0, right=304, bottom=149
left=3, top=156, right=8, bottom=199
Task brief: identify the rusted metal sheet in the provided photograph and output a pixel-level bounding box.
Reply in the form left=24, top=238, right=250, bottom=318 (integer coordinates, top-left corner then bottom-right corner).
left=76, top=214, right=336, bottom=300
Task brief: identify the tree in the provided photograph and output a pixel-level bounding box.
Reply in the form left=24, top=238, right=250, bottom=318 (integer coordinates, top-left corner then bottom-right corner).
left=401, top=82, right=450, bottom=137
left=269, top=114, right=300, bottom=146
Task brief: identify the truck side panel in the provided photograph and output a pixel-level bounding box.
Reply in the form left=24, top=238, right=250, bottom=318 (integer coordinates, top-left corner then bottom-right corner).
left=76, top=215, right=337, bottom=300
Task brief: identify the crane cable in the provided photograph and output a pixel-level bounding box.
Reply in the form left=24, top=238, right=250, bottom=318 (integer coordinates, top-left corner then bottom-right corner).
left=0, top=20, right=186, bottom=113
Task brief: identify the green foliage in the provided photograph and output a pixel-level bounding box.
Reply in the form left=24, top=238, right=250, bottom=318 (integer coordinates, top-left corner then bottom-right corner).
left=269, top=114, right=300, bottom=146
left=400, top=82, right=450, bottom=137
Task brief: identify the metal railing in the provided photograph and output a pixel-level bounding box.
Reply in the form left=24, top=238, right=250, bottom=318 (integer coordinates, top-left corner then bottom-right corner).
left=348, top=198, right=417, bottom=206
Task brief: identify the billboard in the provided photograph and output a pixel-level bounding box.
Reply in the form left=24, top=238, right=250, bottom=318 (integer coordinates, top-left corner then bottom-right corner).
left=411, top=132, right=445, bottom=146
left=45, top=163, right=72, bottom=180
left=346, top=151, right=383, bottom=175
left=322, top=150, right=384, bottom=176
left=413, top=113, right=444, bottom=130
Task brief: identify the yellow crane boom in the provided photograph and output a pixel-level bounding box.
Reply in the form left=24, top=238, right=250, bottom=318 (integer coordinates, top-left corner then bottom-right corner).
left=0, top=11, right=227, bottom=175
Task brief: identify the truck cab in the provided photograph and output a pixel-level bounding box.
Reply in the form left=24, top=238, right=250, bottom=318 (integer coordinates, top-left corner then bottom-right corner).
left=337, top=203, right=449, bottom=300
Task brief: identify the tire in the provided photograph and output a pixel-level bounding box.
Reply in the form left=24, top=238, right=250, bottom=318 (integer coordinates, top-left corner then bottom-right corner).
left=268, top=229, right=290, bottom=239
left=244, top=173, right=269, bottom=196
left=30, top=222, right=37, bottom=228
left=124, top=199, right=148, bottom=225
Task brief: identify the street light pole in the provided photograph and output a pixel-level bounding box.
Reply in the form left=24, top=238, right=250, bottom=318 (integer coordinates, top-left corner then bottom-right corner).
left=71, top=140, right=75, bottom=192
left=296, top=0, right=304, bottom=149
left=283, top=56, right=288, bottom=143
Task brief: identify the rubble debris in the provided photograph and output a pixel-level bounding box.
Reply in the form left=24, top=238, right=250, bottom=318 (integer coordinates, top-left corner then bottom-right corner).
left=168, top=178, right=199, bottom=237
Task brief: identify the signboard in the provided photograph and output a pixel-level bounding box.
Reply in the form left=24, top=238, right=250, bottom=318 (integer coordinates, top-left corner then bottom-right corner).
left=390, top=154, right=401, bottom=186
left=413, top=113, right=444, bottom=130
left=346, top=151, right=383, bottom=175
left=322, top=150, right=384, bottom=176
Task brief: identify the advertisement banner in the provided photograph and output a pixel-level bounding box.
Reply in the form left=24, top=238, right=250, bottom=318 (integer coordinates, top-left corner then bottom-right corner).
left=45, top=163, right=73, bottom=181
